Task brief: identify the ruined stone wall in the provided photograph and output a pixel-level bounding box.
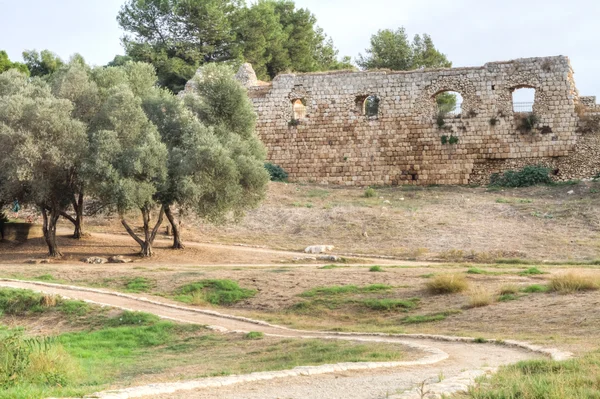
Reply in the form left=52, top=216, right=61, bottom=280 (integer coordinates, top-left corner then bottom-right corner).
left=185, top=57, right=599, bottom=186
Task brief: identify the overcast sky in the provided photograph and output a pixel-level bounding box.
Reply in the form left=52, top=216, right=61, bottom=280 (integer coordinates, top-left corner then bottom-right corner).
left=1, top=0, right=598, bottom=98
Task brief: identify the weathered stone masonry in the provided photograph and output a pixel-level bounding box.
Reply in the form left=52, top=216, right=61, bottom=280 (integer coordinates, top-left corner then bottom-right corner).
left=188, top=56, right=600, bottom=185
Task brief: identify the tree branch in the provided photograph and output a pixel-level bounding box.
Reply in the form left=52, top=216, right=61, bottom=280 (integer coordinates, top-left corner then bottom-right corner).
left=149, top=206, right=165, bottom=243
left=60, top=211, right=77, bottom=226
left=121, top=219, right=145, bottom=247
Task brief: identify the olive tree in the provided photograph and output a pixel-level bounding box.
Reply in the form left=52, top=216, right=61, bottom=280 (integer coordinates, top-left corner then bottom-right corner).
left=145, top=63, right=269, bottom=249
left=0, top=70, right=87, bottom=257
left=87, top=63, right=168, bottom=256
left=50, top=61, right=101, bottom=238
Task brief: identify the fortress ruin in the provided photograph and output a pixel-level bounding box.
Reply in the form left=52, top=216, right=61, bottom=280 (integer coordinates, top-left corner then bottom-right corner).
left=187, top=56, right=600, bottom=186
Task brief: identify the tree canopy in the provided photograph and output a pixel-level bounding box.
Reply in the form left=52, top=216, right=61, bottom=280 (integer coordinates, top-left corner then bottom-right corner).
left=0, top=51, right=29, bottom=75
left=357, top=28, right=451, bottom=71
left=0, top=70, right=87, bottom=256
left=22, top=49, right=65, bottom=77
left=117, top=0, right=351, bottom=92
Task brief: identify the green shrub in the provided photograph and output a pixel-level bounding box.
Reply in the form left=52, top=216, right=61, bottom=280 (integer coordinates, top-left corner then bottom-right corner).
left=490, top=165, right=553, bottom=187
left=369, top=266, right=383, bottom=272
left=245, top=332, right=264, bottom=340
left=264, top=163, right=288, bottom=182
left=448, top=135, right=459, bottom=145
left=176, top=280, right=256, bottom=305
left=0, top=329, right=78, bottom=389
left=517, top=113, right=540, bottom=132
left=441, top=135, right=448, bottom=144
left=364, top=187, right=377, bottom=198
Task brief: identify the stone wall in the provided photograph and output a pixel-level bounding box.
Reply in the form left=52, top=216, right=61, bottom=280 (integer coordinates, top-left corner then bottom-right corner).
left=185, top=56, right=600, bottom=185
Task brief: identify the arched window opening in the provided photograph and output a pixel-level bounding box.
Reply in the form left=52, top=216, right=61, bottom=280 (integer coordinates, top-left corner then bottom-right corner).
left=435, top=91, right=463, bottom=116
left=292, top=99, right=306, bottom=119
left=512, top=87, right=535, bottom=113
left=355, top=95, right=380, bottom=117
left=364, top=95, right=380, bottom=117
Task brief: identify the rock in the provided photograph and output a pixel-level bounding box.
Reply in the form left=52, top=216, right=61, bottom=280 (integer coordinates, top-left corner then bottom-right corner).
left=83, top=257, right=108, bottom=264
left=567, top=190, right=574, bottom=194
left=383, top=200, right=391, bottom=204
left=304, top=245, right=335, bottom=254
left=108, top=256, right=133, bottom=264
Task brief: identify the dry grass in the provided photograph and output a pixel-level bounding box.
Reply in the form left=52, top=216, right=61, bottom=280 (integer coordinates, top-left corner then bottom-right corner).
left=549, top=272, right=600, bottom=294
left=41, top=294, right=57, bottom=308
left=426, top=274, right=469, bottom=295
left=74, top=181, right=600, bottom=262
left=499, top=284, right=520, bottom=295
left=467, top=287, right=494, bottom=308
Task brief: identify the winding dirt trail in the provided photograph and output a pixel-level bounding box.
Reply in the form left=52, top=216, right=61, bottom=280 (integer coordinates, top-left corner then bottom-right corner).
left=0, top=279, right=569, bottom=399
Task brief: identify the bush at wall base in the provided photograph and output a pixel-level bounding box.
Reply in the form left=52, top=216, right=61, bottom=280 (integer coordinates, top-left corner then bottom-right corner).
left=265, top=163, right=289, bottom=182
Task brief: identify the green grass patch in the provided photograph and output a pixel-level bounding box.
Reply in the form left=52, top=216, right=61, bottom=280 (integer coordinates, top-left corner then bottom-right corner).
left=361, top=298, right=420, bottom=311
left=124, top=277, right=152, bottom=293
left=245, top=332, right=264, bottom=340
left=300, top=284, right=392, bottom=298
left=369, top=266, right=384, bottom=272
left=466, top=268, right=505, bottom=276
left=175, top=279, right=256, bottom=305
left=522, top=284, right=550, bottom=293
left=402, top=310, right=461, bottom=324
left=464, top=351, right=600, bottom=399
left=519, top=267, right=547, bottom=276
left=498, top=294, right=518, bottom=302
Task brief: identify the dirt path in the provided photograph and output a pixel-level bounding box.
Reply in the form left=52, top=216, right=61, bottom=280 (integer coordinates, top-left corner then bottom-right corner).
left=78, top=230, right=433, bottom=266
left=0, top=280, right=566, bottom=399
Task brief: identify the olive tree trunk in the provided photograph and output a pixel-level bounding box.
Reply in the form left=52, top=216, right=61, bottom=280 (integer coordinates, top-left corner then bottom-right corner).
left=41, top=206, right=62, bottom=258
left=60, top=192, right=85, bottom=239
left=163, top=205, right=184, bottom=250
left=121, top=205, right=164, bottom=257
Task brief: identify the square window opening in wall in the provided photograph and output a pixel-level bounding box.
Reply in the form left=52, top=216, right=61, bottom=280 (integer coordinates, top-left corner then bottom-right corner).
left=292, top=99, right=307, bottom=120
left=355, top=95, right=380, bottom=118
left=511, top=87, right=535, bottom=113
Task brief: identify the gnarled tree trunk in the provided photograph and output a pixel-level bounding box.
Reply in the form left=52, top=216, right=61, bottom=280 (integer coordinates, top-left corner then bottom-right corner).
left=163, top=205, right=184, bottom=249
left=60, top=192, right=85, bottom=239
left=41, top=206, right=62, bottom=258
left=121, top=205, right=164, bottom=257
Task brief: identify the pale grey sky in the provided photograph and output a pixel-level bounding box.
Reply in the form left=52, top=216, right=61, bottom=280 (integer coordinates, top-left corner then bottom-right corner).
left=1, top=0, right=598, bottom=98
